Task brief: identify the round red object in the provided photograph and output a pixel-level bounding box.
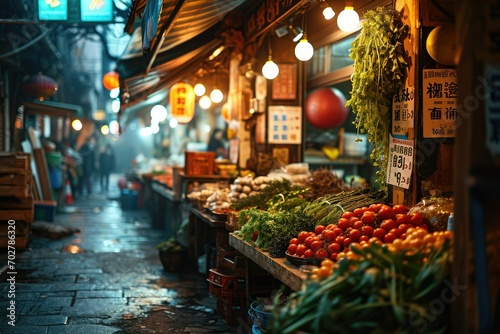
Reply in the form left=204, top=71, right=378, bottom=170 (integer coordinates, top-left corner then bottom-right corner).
left=305, top=88, right=349, bottom=129
left=102, top=71, right=120, bottom=90
left=22, top=74, right=58, bottom=100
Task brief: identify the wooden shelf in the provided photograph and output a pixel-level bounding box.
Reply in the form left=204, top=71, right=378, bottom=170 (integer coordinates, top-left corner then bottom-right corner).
left=229, top=233, right=306, bottom=291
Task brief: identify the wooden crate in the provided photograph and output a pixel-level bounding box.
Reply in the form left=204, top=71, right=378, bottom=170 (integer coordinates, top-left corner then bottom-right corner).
left=0, top=220, right=31, bottom=250
left=0, top=152, right=30, bottom=170
left=184, top=151, right=215, bottom=176
left=0, top=196, right=34, bottom=223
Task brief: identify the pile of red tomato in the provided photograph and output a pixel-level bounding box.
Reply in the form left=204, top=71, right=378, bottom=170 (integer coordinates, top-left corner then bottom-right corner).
left=286, top=203, right=425, bottom=262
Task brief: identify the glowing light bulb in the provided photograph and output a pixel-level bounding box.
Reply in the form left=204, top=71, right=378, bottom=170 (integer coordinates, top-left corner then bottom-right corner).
left=294, top=38, right=314, bottom=61
left=337, top=6, right=360, bottom=32
left=262, top=59, right=279, bottom=80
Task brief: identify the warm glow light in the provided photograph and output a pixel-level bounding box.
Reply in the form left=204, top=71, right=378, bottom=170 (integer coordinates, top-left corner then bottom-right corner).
left=194, top=83, right=206, bottom=96
left=150, top=105, right=167, bottom=122
left=323, top=7, right=335, bottom=20
left=262, top=59, right=279, bottom=80
left=295, top=38, right=314, bottom=61
left=110, top=88, right=120, bottom=99
left=111, top=99, right=120, bottom=113
left=72, top=119, right=83, bottom=131
left=199, top=95, right=212, bottom=109
left=140, top=127, right=152, bottom=136
left=109, top=120, right=119, bottom=135
left=169, top=118, right=178, bottom=128
left=210, top=88, right=223, bottom=103
left=150, top=123, right=160, bottom=134
left=101, top=125, right=110, bottom=135
left=337, top=6, right=360, bottom=32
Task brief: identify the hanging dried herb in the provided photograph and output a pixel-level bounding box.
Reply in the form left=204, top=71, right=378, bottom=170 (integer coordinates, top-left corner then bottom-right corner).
left=347, top=7, right=409, bottom=187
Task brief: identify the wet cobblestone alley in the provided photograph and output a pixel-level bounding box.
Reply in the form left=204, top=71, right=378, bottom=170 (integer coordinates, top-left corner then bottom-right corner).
left=0, top=178, right=252, bottom=333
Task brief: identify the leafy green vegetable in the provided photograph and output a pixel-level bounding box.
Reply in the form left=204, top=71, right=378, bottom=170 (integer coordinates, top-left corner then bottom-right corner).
left=347, top=6, right=409, bottom=186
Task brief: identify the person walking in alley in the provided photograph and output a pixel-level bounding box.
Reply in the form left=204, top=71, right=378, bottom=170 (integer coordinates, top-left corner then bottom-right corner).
left=78, top=136, right=96, bottom=197
left=98, top=143, right=115, bottom=193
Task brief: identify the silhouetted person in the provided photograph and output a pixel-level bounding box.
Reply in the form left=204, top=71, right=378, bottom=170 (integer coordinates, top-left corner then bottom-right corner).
left=98, top=143, right=115, bottom=193
left=207, top=128, right=227, bottom=159
left=78, top=137, right=96, bottom=197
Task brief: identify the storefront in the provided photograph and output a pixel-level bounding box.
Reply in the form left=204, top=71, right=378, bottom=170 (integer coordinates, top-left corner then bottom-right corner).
left=114, top=0, right=497, bottom=333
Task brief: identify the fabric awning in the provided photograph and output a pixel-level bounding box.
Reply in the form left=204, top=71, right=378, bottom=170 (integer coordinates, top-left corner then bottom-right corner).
left=116, top=0, right=254, bottom=120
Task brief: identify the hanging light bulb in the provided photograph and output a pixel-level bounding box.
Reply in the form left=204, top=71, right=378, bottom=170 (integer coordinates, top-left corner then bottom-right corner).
left=320, top=1, right=335, bottom=20
left=210, top=88, right=223, bottom=103
left=295, top=34, right=314, bottom=61
left=262, top=36, right=279, bottom=80
left=194, top=83, right=206, bottom=96
left=337, top=1, right=360, bottom=32
left=199, top=95, right=212, bottom=109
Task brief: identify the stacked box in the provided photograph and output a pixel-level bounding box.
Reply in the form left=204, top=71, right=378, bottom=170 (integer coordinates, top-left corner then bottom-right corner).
left=0, top=153, right=34, bottom=250
left=207, top=267, right=246, bottom=325
left=184, top=151, right=215, bottom=176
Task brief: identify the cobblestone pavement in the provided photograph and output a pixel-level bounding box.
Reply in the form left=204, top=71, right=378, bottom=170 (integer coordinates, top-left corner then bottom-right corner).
left=1, top=178, right=253, bottom=334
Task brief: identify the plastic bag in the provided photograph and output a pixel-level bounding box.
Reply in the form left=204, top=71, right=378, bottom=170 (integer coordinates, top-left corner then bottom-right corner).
left=408, top=196, right=454, bottom=232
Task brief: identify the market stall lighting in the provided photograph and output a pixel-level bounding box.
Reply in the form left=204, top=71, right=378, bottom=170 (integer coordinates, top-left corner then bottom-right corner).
left=150, top=105, right=167, bottom=122
left=337, top=1, right=360, bottom=32
left=210, top=88, right=223, bottom=103
left=101, top=124, right=110, bottom=135
left=262, top=37, right=279, bottom=80
left=199, top=95, right=212, bottom=109
left=295, top=34, right=314, bottom=61
left=169, top=118, right=178, bottom=128
left=111, top=99, right=120, bottom=113
left=71, top=119, right=83, bottom=131
left=110, top=88, right=120, bottom=99
left=194, top=83, right=206, bottom=96
left=109, top=120, right=120, bottom=135
left=320, top=0, right=335, bottom=20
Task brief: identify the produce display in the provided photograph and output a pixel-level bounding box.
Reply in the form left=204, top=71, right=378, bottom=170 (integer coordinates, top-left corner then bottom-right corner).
left=408, top=196, right=453, bottom=232
left=268, top=230, right=454, bottom=333
left=302, top=167, right=349, bottom=200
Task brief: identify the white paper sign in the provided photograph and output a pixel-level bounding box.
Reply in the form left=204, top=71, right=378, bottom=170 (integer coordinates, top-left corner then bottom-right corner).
left=386, top=135, right=414, bottom=189
left=268, top=106, right=302, bottom=144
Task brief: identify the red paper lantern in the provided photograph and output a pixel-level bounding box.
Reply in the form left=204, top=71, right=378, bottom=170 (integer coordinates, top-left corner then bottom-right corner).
left=22, top=74, right=58, bottom=100
left=102, top=71, right=120, bottom=90
left=170, top=82, right=195, bottom=124
left=305, top=87, right=349, bottom=130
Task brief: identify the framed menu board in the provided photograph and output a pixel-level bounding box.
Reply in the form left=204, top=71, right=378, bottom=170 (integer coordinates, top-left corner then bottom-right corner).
left=272, top=63, right=297, bottom=101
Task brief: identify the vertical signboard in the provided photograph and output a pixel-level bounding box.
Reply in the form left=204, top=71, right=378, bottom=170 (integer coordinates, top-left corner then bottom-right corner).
left=422, top=69, right=458, bottom=138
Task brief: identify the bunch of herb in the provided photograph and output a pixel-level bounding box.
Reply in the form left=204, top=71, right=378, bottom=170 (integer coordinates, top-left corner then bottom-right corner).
left=346, top=6, right=409, bottom=186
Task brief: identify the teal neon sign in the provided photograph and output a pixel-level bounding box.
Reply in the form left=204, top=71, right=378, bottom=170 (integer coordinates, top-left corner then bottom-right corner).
left=38, top=0, right=68, bottom=21
left=80, top=0, right=113, bottom=22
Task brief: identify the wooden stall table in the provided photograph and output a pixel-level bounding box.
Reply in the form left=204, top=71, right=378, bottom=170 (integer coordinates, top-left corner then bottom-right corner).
left=150, top=180, right=182, bottom=237
left=229, top=233, right=306, bottom=291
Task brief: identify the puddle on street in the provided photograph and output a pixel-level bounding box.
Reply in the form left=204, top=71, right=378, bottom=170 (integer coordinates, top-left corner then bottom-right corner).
left=61, top=244, right=85, bottom=253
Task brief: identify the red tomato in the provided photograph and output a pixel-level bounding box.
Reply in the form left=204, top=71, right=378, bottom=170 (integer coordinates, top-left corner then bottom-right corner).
left=314, top=225, right=325, bottom=235
left=323, top=230, right=337, bottom=243
left=335, top=235, right=346, bottom=245
left=369, top=203, right=383, bottom=211
left=287, top=244, right=298, bottom=255
left=373, top=228, right=386, bottom=240
left=409, top=212, right=424, bottom=226
left=341, top=211, right=354, bottom=219
left=378, top=205, right=395, bottom=220
left=315, top=248, right=329, bottom=260
left=330, top=253, right=338, bottom=261
left=359, top=235, right=370, bottom=243
left=304, top=236, right=314, bottom=247
left=353, top=208, right=365, bottom=217
left=310, top=240, right=323, bottom=252
left=349, top=216, right=360, bottom=224
left=304, top=249, right=314, bottom=258
left=361, top=213, right=375, bottom=225
left=384, top=232, right=397, bottom=243
left=361, top=225, right=374, bottom=237
left=398, top=223, right=409, bottom=233
left=327, top=242, right=341, bottom=254
left=380, top=219, right=397, bottom=233
left=337, top=218, right=351, bottom=230
left=400, top=233, right=407, bottom=240
left=296, top=244, right=307, bottom=256
left=395, top=213, right=411, bottom=225
left=298, top=231, right=310, bottom=243
left=349, top=229, right=361, bottom=242
left=343, top=237, right=353, bottom=248
left=392, top=204, right=408, bottom=215
left=333, top=227, right=344, bottom=236
left=352, top=220, right=364, bottom=230
left=389, top=228, right=403, bottom=237
left=326, top=224, right=336, bottom=230
left=289, top=238, right=300, bottom=245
